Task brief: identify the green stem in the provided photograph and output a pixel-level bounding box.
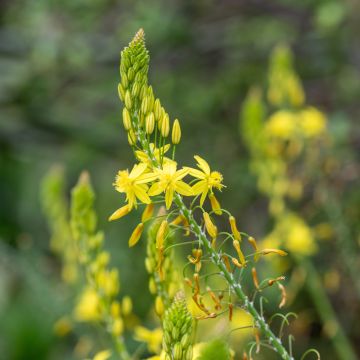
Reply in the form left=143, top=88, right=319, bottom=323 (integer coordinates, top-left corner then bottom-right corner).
left=136, top=124, right=292, bottom=359
left=296, top=256, right=357, bottom=360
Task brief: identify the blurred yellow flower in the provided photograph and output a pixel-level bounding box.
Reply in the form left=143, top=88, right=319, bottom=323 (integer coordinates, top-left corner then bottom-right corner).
left=265, top=110, right=297, bottom=139
left=187, top=155, right=224, bottom=206
left=53, top=316, right=72, bottom=337
left=299, top=107, right=326, bottom=138
left=74, top=288, right=101, bottom=322
left=134, top=326, right=163, bottom=354
left=93, top=349, right=112, bottom=360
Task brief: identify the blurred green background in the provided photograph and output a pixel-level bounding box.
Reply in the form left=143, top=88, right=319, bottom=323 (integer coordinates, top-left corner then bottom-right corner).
left=0, top=0, right=359, bottom=359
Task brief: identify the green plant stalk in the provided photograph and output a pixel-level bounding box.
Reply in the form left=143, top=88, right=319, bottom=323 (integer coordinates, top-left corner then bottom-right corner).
left=135, top=122, right=293, bottom=360
left=296, top=256, right=356, bottom=360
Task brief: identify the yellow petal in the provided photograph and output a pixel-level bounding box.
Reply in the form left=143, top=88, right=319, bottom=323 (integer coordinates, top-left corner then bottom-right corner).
left=175, top=181, right=193, bottom=196
left=194, top=155, right=210, bottom=175
left=129, top=163, right=148, bottom=179
left=185, top=167, right=206, bottom=179
left=137, top=172, right=158, bottom=184
left=148, top=182, right=164, bottom=196
left=134, top=184, right=151, bottom=204
left=192, top=180, right=207, bottom=195
left=165, top=189, right=174, bottom=209
left=174, top=167, right=189, bottom=180
left=199, top=190, right=208, bottom=206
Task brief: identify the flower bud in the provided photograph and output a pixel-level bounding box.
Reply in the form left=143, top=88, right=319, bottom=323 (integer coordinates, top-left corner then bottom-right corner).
left=141, top=96, right=149, bottom=114
left=128, top=223, right=144, bottom=247
left=154, top=98, right=161, bottom=120
left=209, top=193, right=222, bottom=215
left=229, top=216, right=241, bottom=241
left=118, top=83, right=125, bottom=101
left=122, top=107, right=132, bottom=130
left=108, top=204, right=131, bottom=221
left=160, top=113, right=170, bottom=137
left=127, top=129, right=136, bottom=145
left=141, top=203, right=154, bottom=222
left=145, top=112, right=155, bottom=134
left=203, top=212, right=218, bottom=239
left=124, top=90, right=132, bottom=109
left=172, top=119, right=181, bottom=144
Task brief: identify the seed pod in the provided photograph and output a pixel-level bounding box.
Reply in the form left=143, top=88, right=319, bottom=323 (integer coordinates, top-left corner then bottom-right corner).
left=145, top=112, right=155, bottom=134
left=122, top=107, right=132, bottom=130
left=160, top=113, right=170, bottom=137
left=172, top=119, right=181, bottom=144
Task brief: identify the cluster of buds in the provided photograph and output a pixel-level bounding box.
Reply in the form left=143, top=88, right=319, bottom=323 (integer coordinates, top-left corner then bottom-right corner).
left=162, top=292, right=193, bottom=360
left=145, top=210, right=179, bottom=317
left=41, top=166, right=78, bottom=284
left=69, top=173, right=129, bottom=354
left=119, top=28, right=181, bottom=150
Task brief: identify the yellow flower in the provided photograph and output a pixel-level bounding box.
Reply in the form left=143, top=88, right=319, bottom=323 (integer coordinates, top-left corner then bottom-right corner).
left=74, top=288, right=101, bottom=322
left=134, top=326, right=163, bottom=354
left=108, top=204, right=131, bottom=221
left=114, top=163, right=157, bottom=209
left=148, top=162, right=193, bottom=209
left=187, top=155, right=224, bottom=206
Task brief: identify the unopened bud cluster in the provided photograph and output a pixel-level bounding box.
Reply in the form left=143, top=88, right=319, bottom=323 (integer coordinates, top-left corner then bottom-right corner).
left=162, top=293, right=193, bottom=360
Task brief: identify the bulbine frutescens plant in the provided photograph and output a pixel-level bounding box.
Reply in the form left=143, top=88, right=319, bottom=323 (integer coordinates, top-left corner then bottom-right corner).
left=109, top=29, right=296, bottom=359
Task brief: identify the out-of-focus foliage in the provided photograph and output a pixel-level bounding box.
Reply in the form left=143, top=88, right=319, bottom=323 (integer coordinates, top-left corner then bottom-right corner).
left=0, top=0, right=359, bottom=359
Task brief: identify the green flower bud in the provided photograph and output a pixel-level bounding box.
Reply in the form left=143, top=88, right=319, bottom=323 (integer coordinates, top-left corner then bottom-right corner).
left=160, top=113, right=170, bottom=137
left=172, top=119, right=181, bottom=144
left=125, top=90, right=132, bottom=110
left=118, top=83, right=125, bottom=101
left=145, top=112, right=155, bottom=134
left=122, top=108, right=132, bottom=130
left=154, top=98, right=161, bottom=120
left=162, top=292, right=193, bottom=360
